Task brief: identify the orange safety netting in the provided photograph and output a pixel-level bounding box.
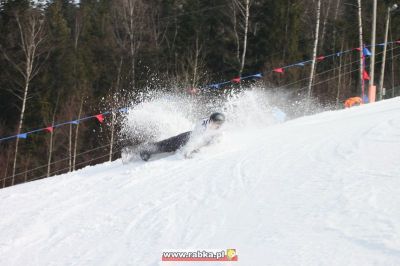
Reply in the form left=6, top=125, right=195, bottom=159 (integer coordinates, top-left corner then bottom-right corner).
left=344, top=97, right=363, bottom=108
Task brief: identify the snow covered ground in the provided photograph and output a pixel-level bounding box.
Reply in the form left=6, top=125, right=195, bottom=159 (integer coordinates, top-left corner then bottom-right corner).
left=1, top=97, right=400, bottom=266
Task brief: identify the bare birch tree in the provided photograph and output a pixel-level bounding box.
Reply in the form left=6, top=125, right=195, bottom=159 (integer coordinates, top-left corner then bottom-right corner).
left=307, top=0, right=321, bottom=100
left=181, top=34, right=206, bottom=88
left=1, top=8, right=47, bottom=185
left=240, top=0, right=250, bottom=76
left=112, top=0, right=148, bottom=88
left=69, top=10, right=83, bottom=172
left=319, top=0, right=332, bottom=50
left=230, top=0, right=251, bottom=76
left=357, top=0, right=364, bottom=96
left=231, top=2, right=241, bottom=64
left=72, top=96, right=84, bottom=171
left=46, top=93, right=60, bottom=177
left=336, top=39, right=344, bottom=108
left=332, top=0, right=342, bottom=50
left=109, top=58, right=123, bottom=162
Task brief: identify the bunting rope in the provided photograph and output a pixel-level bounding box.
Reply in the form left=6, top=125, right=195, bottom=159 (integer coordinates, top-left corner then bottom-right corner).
left=2, top=139, right=121, bottom=180
left=1, top=138, right=125, bottom=185
left=0, top=109, right=125, bottom=142
left=3, top=51, right=400, bottom=186
left=311, top=50, right=400, bottom=91
left=0, top=40, right=399, bottom=143
left=2, top=142, right=125, bottom=186
left=278, top=46, right=400, bottom=95
left=274, top=43, right=400, bottom=91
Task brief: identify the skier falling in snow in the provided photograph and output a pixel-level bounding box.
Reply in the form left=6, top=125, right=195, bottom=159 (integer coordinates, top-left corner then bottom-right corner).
left=138, top=112, right=225, bottom=161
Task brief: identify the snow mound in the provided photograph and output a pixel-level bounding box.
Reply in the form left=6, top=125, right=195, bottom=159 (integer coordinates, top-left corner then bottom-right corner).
left=1, top=98, right=400, bottom=266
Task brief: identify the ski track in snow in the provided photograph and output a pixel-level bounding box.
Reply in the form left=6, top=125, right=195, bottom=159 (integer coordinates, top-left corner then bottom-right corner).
left=1, top=98, right=400, bottom=266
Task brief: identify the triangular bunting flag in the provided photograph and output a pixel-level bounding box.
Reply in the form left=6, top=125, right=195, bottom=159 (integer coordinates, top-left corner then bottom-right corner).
left=363, top=70, right=370, bottom=80
left=71, top=120, right=79, bottom=125
left=209, top=84, right=220, bottom=89
left=118, top=107, right=128, bottom=113
left=95, top=114, right=104, bottom=123
left=231, top=77, right=241, bottom=83
left=378, top=43, right=385, bottom=47
left=295, top=62, right=305, bottom=67
left=252, top=73, right=262, bottom=78
left=45, top=126, right=54, bottom=133
left=396, top=40, right=400, bottom=44
left=317, top=56, right=325, bottom=61
left=336, top=52, right=342, bottom=57
left=354, top=47, right=362, bottom=51
left=273, top=68, right=284, bottom=73
left=363, top=47, right=371, bottom=56
left=17, top=133, right=28, bottom=139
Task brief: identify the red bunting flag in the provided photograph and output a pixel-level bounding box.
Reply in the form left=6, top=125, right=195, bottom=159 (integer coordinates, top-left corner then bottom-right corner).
left=317, top=56, right=325, bottom=61
left=354, top=47, right=362, bottom=51
left=273, top=68, right=284, bottom=73
left=363, top=70, right=370, bottom=80
left=45, top=126, right=54, bottom=133
left=396, top=40, right=400, bottom=44
left=231, top=77, right=241, bottom=83
left=95, top=114, right=104, bottom=123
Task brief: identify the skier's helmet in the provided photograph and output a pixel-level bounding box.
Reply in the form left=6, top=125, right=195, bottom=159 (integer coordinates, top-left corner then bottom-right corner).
left=209, top=112, right=225, bottom=125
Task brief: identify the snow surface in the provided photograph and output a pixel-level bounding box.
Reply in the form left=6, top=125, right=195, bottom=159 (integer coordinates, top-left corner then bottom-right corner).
left=1, top=98, right=400, bottom=266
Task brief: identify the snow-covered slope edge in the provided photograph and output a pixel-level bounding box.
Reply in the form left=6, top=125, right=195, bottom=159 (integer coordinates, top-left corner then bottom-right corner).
left=1, top=98, right=400, bottom=266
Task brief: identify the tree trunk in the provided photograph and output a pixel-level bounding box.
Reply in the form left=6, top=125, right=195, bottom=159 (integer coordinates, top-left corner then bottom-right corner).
left=369, top=0, right=377, bottom=90
left=109, top=111, right=116, bottom=162
left=24, top=154, right=31, bottom=182
left=357, top=0, right=364, bottom=96
left=232, top=2, right=240, bottom=64
left=378, top=8, right=390, bottom=101
left=12, top=80, right=29, bottom=185
left=47, top=129, right=54, bottom=177
left=69, top=124, right=73, bottom=172
left=130, top=41, right=136, bottom=88
left=307, top=0, right=321, bottom=100
left=7, top=11, right=46, bottom=186
left=390, top=28, right=395, bottom=98
left=332, top=0, right=341, bottom=50
left=319, top=0, right=332, bottom=50
left=2, top=149, right=11, bottom=188
left=282, top=0, right=291, bottom=61
left=239, top=0, right=250, bottom=76
left=47, top=94, right=60, bottom=177
left=109, top=57, right=123, bottom=162
left=70, top=11, right=81, bottom=172
left=73, top=97, right=84, bottom=171
left=336, top=40, right=344, bottom=108
left=191, top=35, right=200, bottom=88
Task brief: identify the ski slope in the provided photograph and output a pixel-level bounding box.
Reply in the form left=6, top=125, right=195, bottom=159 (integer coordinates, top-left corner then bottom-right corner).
left=1, top=98, right=400, bottom=266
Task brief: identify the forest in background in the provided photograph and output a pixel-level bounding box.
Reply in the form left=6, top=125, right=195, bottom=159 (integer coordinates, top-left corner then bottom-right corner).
left=1, top=0, right=400, bottom=187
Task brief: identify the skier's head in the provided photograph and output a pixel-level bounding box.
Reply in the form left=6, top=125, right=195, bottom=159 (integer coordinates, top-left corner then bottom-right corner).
left=209, top=112, right=225, bottom=129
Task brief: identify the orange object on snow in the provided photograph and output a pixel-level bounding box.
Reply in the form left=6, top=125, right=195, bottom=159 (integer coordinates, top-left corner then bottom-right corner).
left=344, top=97, right=363, bottom=108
